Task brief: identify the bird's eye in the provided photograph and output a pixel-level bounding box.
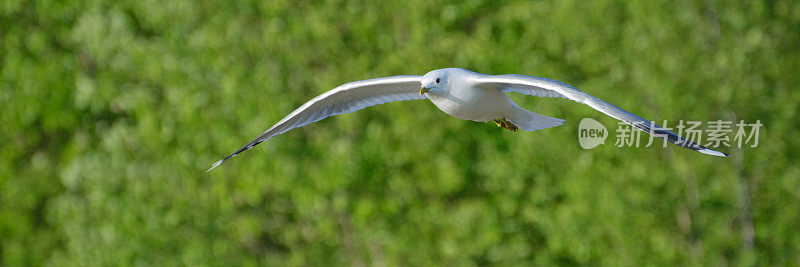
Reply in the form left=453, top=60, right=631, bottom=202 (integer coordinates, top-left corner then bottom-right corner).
left=436, top=78, right=440, bottom=83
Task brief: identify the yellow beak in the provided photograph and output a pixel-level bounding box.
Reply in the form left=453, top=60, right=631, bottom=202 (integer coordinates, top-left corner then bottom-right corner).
left=419, top=86, right=430, bottom=95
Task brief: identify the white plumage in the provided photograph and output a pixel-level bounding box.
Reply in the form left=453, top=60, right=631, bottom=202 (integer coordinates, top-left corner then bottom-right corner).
left=208, top=68, right=728, bottom=171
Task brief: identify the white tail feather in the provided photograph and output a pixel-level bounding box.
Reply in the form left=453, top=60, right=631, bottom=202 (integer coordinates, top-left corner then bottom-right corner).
left=507, top=107, right=565, bottom=132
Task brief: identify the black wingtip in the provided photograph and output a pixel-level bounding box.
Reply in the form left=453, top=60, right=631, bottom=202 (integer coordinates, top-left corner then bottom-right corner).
left=206, top=140, right=263, bottom=172
left=205, top=150, right=241, bottom=172
left=697, top=148, right=731, bottom=157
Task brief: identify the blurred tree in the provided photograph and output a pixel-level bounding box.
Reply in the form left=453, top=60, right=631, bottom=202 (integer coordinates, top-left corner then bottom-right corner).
left=1, top=0, right=798, bottom=265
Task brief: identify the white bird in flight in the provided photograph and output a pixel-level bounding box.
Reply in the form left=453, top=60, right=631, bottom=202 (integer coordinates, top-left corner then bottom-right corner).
left=208, top=68, right=728, bottom=171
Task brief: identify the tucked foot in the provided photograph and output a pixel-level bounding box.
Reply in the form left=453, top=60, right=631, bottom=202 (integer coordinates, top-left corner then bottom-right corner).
left=503, top=119, right=518, bottom=132
left=493, top=118, right=518, bottom=132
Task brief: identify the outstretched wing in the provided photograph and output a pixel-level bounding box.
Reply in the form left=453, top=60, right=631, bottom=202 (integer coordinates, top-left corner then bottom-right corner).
left=475, top=74, right=730, bottom=157
left=208, top=75, right=425, bottom=171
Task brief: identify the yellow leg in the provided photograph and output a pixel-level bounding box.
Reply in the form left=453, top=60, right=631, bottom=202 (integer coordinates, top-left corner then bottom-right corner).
left=493, top=119, right=506, bottom=128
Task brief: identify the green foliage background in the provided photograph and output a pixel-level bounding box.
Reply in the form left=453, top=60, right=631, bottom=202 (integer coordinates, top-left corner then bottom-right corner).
left=2, top=0, right=799, bottom=265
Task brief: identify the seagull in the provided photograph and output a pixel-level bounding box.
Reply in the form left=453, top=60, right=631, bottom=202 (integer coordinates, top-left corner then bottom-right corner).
left=208, top=68, right=729, bottom=171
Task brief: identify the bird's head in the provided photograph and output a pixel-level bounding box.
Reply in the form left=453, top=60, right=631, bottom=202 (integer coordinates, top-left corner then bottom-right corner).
left=419, top=69, right=451, bottom=95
